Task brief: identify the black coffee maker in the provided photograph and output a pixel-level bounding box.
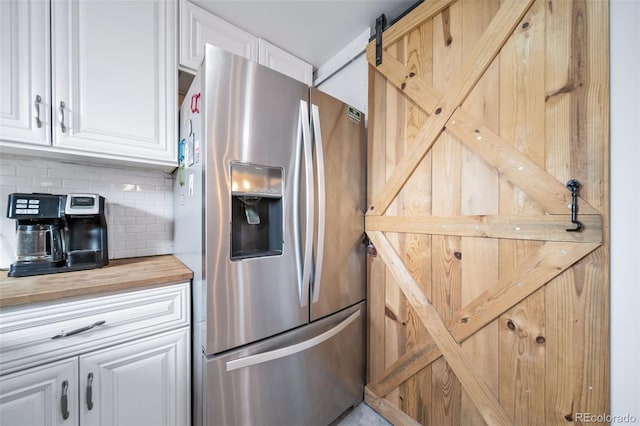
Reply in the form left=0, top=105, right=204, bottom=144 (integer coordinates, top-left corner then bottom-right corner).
left=7, top=193, right=109, bottom=277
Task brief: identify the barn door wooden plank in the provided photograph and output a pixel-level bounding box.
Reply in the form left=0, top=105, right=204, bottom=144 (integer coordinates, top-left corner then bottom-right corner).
left=368, top=0, right=535, bottom=216
left=399, top=21, right=434, bottom=424
left=368, top=230, right=513, bottom=426
left=459, top=2, right=501, bottom=421
left=382, top=41, right=408, bottom=408
left=543, top=0, right=610, bottom=422
left=366, top=240, right=600, bottom=399
left=366, top=214, right=602, bottom=242
left=496, top=2, right=548, bottom=420
left=430, top=2, right=463, bottom=421
left=367, top=64, right=388, bottom=383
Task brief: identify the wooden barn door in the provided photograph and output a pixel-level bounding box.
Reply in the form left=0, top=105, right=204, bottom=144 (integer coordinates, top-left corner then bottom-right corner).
left=365, top=0, right=608, bottom=425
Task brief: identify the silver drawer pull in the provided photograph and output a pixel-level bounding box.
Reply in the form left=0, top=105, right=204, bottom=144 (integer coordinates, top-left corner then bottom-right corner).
left=61, top=380, right=70, bottom=420
left=59, top=101, right=67, bottom=133
left=34, top=95, right=43, bottom=128
left=86, top=373, right=94, bottom=410
left=51, top=320, right=106, bottom=339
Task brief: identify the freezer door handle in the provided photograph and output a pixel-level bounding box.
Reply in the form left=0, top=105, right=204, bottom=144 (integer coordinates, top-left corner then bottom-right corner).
left=225, top=310, right=360, bottom=371
left=294, top=100, right=313, bottom=307
left=310, top=104, right=326, bottom=303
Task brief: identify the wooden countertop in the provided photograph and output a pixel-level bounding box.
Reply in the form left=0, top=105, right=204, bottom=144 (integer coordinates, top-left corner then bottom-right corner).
left=0, top=255, right=193, bottom=308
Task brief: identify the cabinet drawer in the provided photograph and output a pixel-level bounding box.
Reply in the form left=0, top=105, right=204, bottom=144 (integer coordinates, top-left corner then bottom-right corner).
left=0, top=282, right=189, bottom=375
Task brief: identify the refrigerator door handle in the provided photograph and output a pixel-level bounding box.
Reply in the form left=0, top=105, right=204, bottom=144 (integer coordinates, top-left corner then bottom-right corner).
left=225, top=310, right=360, bottom=371
left=295, top=100, right=313, bottom=307
left=310, top=104, right=326, bottom=303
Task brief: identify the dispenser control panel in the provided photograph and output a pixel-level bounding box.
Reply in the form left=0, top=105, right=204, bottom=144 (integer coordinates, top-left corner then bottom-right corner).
left=230, top=162, right=283, bottom=198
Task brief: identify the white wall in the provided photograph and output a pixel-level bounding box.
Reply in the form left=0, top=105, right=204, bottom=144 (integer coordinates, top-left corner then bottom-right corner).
left=610, top=0, right=640, bottom=422
left=317, top=53, right=369, bottom=121
left=315, top=28, right=370, bottom=121
left=320, top=2, right=640, bottom=420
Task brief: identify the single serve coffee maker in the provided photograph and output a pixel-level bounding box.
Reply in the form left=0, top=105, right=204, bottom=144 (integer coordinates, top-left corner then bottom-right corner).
left=6, top=193, right=108, bottom=277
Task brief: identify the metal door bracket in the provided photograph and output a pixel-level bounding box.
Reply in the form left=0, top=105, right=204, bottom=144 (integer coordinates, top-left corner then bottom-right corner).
left=375, top=14, right=387, bottom=66
left=566, top=179, right=583, bottom=232
left=364, top=235, right=377, bottom=257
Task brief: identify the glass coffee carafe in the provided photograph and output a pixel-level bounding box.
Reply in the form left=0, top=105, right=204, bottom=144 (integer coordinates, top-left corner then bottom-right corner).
left=15, top=224, right=64, bottom=263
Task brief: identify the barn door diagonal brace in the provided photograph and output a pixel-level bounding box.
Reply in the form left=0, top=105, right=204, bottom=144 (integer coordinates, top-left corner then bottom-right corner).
left=365, top=239, right=600, bottom=398
left=367, top=230, right=514, bottom=426
left=366, top=0, right=535, bottom=216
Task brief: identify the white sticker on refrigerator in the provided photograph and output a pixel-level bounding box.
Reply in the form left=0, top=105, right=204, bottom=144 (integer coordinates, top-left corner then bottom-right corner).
left=187, top=134, right=195, bottom=167
left=188, top=174, right=194, bottom=196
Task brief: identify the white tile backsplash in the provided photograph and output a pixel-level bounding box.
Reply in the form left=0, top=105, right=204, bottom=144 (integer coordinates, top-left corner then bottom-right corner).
left=0, top=155, right=175, bottom=269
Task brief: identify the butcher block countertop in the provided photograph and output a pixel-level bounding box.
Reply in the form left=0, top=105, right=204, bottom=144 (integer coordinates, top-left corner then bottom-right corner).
left=0, top=255, right=193, bottom=308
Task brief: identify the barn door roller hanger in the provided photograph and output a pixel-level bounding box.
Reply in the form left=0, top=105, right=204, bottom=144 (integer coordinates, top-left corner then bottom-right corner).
left=375, top=14, right=387, bottom=66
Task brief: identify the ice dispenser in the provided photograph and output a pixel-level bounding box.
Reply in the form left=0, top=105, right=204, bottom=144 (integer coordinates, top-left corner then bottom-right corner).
left=230, top=162, right=283, bottom=260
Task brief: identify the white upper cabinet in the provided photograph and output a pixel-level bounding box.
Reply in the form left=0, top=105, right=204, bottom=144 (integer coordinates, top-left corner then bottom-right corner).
left=0, top=0, right=178, bottom=169
left=179, top=0, right=258, bottom=70
left=258, top=38, right=313, bottom=86
left=179, top=0, right=313, bottom=86
left=51, top=0, right=177, bottom=165
left=0, top=0, right=50, bottom=146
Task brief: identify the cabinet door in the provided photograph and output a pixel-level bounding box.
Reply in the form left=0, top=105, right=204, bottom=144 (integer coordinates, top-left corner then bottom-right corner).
left=51, top=0, right=177, bottom=165
left=0, top=0, right=50, bottom=146
left=179, top=0, right=258, bottom=71
left=0, top=358, right=79, bottom=426
left=79, top=328, right=189, bottom=426
left=258, top=38, right=313, bottom=86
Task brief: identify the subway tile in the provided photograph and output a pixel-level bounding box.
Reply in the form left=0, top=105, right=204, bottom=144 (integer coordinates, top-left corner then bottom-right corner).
left=62, top=178, right=89, bottom=189
left=0, top=164, right=17, bottom=176
left=125, top=240, right=146, bottom=249
left=124, top=224, right=147, bottom=233
left=48, top=168, right=77, bottom=179
left=16, top=166, right=47, bottom=178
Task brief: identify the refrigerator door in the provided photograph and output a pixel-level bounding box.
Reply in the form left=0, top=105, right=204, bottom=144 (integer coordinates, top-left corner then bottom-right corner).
left=309, top=88, right=366, bottom=321
left=201, top=45, right=310, bottom=354
left=204, top=302, right=365, bottom=426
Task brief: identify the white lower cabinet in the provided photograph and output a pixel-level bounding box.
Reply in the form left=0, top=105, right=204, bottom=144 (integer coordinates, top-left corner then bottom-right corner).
left=0, top=358, right=79, bottom=426
left=0, top=282, right=190, bottom=426
left=80, top=329, right=189, bottom=426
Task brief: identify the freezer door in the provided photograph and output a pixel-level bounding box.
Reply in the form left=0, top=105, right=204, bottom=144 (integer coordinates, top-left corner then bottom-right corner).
left=204, top=302, right=365, bottom=426
left=201, top=45, right=310, bottom=354
left=309, top=88, right=366, bottom=321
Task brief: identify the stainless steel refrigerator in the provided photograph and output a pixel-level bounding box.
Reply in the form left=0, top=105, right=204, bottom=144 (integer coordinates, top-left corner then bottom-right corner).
left=174, top=44, right=366, bottom=426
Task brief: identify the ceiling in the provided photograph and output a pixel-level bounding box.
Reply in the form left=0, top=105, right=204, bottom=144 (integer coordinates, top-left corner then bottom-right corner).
left=191, top=0, right=418, bottom=69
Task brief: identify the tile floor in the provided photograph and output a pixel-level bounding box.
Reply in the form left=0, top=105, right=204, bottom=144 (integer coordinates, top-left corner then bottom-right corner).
left=334, top=402, right=391, bottom=426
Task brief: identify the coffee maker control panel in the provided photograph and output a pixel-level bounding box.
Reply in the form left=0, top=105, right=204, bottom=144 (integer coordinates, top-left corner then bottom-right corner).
left=6, top=193, right=65, bottom=219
